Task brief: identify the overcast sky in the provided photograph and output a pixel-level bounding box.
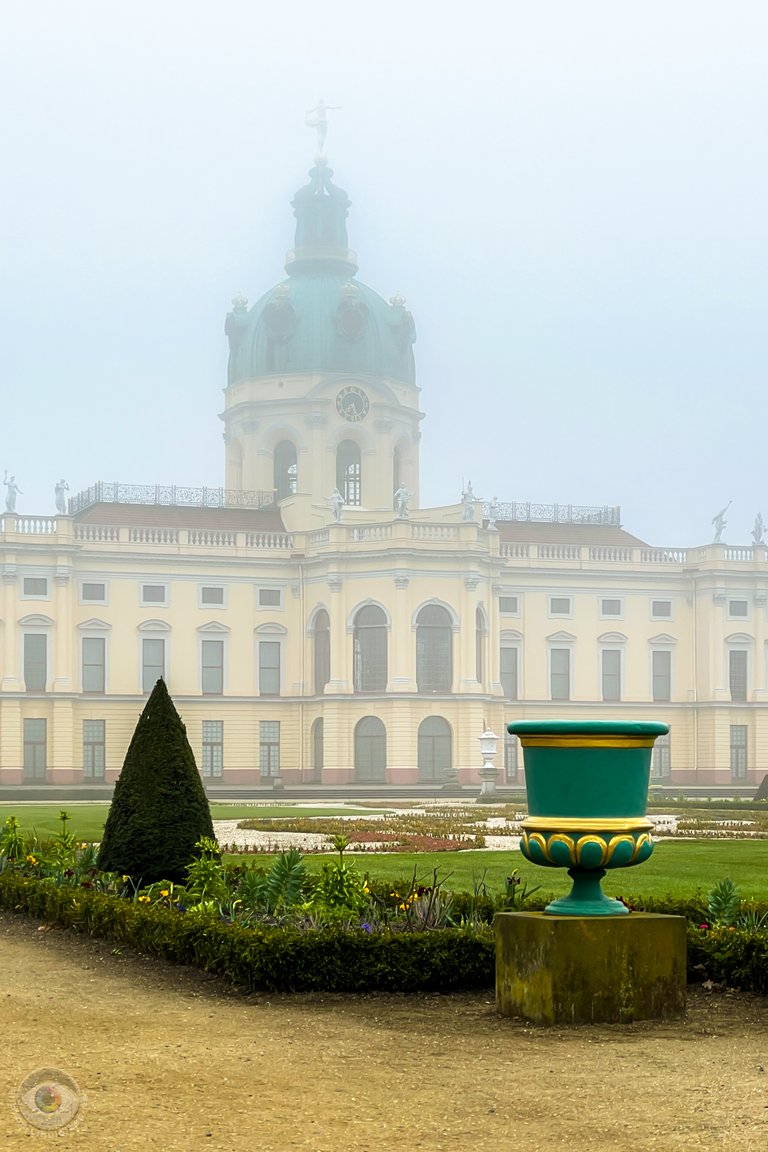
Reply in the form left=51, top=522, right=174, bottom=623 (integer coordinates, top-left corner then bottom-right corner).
left=1, top=1, right=766, bottom=545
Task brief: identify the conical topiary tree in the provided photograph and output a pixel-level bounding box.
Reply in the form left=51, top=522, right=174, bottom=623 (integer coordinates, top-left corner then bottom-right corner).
left=97, top=679, right=216, bottom=884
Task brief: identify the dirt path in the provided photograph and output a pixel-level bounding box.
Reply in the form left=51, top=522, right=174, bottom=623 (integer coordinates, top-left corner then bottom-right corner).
left=2, top=911, right=768, bottom=1152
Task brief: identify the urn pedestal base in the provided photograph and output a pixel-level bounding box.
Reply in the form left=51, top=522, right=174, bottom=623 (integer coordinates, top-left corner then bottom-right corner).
left=496, top=911, right=687, bottom=1025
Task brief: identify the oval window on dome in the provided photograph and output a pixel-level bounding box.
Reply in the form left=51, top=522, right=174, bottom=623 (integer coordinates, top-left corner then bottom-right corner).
left=336, top=303, right=367, bottom=342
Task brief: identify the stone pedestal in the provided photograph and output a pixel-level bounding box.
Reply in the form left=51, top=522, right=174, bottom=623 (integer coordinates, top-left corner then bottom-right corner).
left=496, top=911, right=686, bottom=1025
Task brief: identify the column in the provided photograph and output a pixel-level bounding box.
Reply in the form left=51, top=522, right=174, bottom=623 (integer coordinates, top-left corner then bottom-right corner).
left=53, top=566, right=72, bottom=691
left=325, top=576, right=348, bottom=693
left=1, top=566, right=19, bottom=690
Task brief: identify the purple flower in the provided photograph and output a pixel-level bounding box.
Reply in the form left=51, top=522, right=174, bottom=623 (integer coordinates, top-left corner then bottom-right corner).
left=361, top=922, right=372, bottom=934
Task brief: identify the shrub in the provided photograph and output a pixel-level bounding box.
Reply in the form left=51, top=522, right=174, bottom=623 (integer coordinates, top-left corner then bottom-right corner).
left=97, top=679, right=216, bottom=884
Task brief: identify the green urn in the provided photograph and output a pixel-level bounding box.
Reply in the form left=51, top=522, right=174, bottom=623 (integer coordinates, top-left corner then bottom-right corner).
left=507, top=720, right=669, bottom=916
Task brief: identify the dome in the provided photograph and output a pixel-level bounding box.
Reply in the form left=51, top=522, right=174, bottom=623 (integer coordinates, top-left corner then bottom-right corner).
left=225, top=161, right=416, bottom=385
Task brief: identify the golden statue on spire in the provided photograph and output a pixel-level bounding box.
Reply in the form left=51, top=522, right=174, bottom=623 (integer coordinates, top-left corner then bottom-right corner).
left=305, top=98, right=341, bottom=156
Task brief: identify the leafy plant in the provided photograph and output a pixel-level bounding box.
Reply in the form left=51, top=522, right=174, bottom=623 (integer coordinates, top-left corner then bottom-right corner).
left=185, top=837, right=228, bottom=903
left=0, top=816, right=24, bottom=861
left=707, top=878, right=742, bottom=927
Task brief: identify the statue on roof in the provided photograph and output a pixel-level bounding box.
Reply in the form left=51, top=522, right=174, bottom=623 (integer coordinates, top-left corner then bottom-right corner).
left=328, top=487, right=344, bottom=522
left=752, top=513, right=765, bottom=546
left=305, top=99, right=341, bottom=155
left=462, top=481, right=476, bottom=522
left=712, top=500, right=732, bottom=543
left=55, top=478, right=69, bottom=515
left=393, top=486, right=410, bottom=519
left=487, top=496, right=500, bottom=530
left=3, top=472, right=22, bottom=513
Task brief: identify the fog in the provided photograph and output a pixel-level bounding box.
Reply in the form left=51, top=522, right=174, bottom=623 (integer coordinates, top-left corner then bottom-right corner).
left=1, top=1, right=767, bottom=545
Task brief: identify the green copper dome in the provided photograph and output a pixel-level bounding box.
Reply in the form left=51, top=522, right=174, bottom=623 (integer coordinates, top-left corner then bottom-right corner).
left=225, top=161, right=416, bottom=385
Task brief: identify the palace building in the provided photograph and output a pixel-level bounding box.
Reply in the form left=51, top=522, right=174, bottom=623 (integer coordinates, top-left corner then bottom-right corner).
left=0, top=154, right=765, bottom=793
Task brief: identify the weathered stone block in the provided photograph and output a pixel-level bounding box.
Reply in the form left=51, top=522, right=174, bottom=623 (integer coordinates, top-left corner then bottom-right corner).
left=495, top=911, right=686, bottom=1025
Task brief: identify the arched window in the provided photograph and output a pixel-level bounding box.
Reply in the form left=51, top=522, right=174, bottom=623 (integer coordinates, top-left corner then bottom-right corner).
left=337, top=440, right=361, bottom=505
left=353, top=605, right=388, bottom=692
left=313, top=609, right=330, bottom=694
left=355, top=716, right=386, bottom=782
left=311, top=718, right=324, bottom=783
left=475, top=606, right=486, bottom=684
left=416, top=605, right=452, bottom=693
left=274, top=440, right=298, bottom=499
left=418, top=717, right=452, bottom=782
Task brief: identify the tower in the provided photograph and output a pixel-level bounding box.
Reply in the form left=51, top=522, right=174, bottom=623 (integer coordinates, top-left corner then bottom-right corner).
left=222, top=157, right=420, bottom=523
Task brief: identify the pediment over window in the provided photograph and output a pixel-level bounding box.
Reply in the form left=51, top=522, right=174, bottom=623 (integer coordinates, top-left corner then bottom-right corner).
left=138, top=619, right=171, bottom=632
left=500, top=628, right=523, bottom=641
left=198, top=621, right=230, bottom=634
left=254, top=622, right=288, bottom=636
left=77, top=618, right=111, bottom=631
left=18, top=613, right=54, bottom=627
left=648, top=633, right=677, bottom=646
left=725, top=632, right=753, bottom=645
left=598, top=631, right=627, bottom=644
left=546, top=630, right=576, bottom=643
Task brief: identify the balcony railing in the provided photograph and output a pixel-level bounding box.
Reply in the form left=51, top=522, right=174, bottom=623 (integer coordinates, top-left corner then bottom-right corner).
left=484, top=501, right=621, bottom=526
left=68, top=481, right=276, bottom=515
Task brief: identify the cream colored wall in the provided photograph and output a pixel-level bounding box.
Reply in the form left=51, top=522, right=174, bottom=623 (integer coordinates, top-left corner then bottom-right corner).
left=1, top=518, right=768, bottom=787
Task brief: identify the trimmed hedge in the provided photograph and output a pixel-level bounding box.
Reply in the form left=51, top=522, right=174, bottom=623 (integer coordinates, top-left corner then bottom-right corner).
left=5, top=872, right=768, bottom=996
left=0, top=874, right=494, bottom=993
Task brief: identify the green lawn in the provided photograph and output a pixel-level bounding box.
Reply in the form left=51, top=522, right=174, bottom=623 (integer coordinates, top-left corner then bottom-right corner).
left=0, top=803, right=383, bottom=843
left=3, top=802, right=766, bottom=901
left=226, top=840, right=768, bottom=901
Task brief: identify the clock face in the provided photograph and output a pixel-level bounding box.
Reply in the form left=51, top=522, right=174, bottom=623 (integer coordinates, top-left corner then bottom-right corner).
left=336, top=386, right=369, bottom=422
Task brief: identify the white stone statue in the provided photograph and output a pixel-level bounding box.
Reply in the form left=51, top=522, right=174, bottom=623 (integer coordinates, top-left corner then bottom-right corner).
left=328, top=488, right=344, bottom=522
left=712, top=500, right=732, bottom=543
left=753, top=513, right=765, bottom=546
left=462, top=481, right=476, bottom=522
left=3, top=472, right=22, bottom=513
left=487, top=496, right=500, bottom=530
left=393, top=485, right=409, bottom=519
left=55, top=478, right=69, bottom=515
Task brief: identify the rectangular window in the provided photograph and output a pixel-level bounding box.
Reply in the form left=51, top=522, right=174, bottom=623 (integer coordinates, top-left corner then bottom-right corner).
left=22, top=576, right=48, bottom=598
left=259, top=641, right=281, bottom=696
left=202, top=721, right=223, bottom=779
left=83, top=719, right=105, bottom=780
left=504, top=732, right=519, bottom=783
left=550, top=648, right=571, bottom=701
left=259, top=721, right=280, bottom=777
left=651, top=599, right=672, bottom=618
left=200, top=586, right=225, bottom=607
left=23, top=718, right=47, bottom=781
left=652, top=650, right=671, bottom=702
left=500, top=646, right=518, bottom=700
left=201, top=639, right=224, bottom=695
left=82, top=636, right=106, bottom=693
left=23, top=633, right=47, bottom=691
left=142, top=637, right=165, bottom=693
left=601, top=649, right=621, bottom=701
left=141, top=584, right=167, bottom=605
left=499, top=596, right=518, bottom=615
left=81, top=582, right=106, bottom=603
left=651, top=734, right=670, bottom=780
left=600, top=598, right=622, bottom=617
left=549, top=597, right=571, bottom=616
left=729, top=650, right=748, bottom=702
left=730, top=724, right=748, bottom=780
left=729, top=599, right=748, bottom=618
left=258, top=588, right=282, bottom=608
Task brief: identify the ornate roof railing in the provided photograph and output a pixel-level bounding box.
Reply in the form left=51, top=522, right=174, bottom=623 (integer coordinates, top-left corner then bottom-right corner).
left=482, top=501, right=621, bottom=526
left=69, top=482, right=276, bottom=516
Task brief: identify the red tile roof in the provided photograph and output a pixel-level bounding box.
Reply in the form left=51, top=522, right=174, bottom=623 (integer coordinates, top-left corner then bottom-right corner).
left=493, top=520, right=648, bottom=546
left=75, top=503, right=287, bottom=532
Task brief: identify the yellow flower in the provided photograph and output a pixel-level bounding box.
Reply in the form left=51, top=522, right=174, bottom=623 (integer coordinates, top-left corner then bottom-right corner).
left=160, top=889, right=169, bottom=897
left=398, top=903, right=406, bottom=911
left=26, top=855, right=38, bottom=866
left=122, top=875, right=130, bottom=882
left=363, top=885, right=370, bottom=894
left=138, top=894, right=151, bottom=903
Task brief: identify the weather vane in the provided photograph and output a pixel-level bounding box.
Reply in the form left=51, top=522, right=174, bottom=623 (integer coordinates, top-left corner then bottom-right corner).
left=305, top=98, right=341, bottom=156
